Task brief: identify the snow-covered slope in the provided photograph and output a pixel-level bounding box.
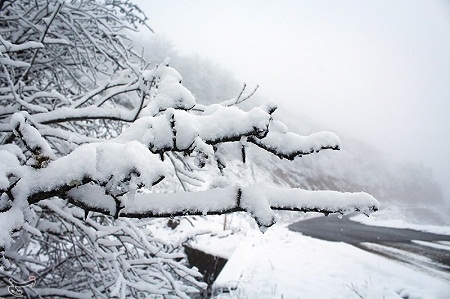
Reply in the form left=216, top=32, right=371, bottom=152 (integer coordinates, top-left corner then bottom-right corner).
left=139, top=35, right=446, bottom=225
left=249, top=109, right=443, bottom=204
left=207, top=100, right=446, bottom=224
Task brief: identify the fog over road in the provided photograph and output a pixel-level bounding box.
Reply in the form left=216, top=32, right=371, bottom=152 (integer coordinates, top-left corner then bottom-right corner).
left=289, top=215, right=450, bottom=276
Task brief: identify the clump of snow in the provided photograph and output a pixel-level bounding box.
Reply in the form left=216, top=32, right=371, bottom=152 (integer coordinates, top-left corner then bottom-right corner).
left=174, top=106, right=271, bottom=146
left=122, top=187, right=240, bottom=217
left=0, top=207, right=24, bottom=249
left=0, top=37, right=43, bottom=53
left=0, top=144, right=25, bottom=162
left=67, top=184, right=117, bottom=214
left=10, top=112, right=56, bottom=162
left=0, top=149, right=22, bottom=190
left=240, top=186, right=276, bottom=228
left=189, top=232, right=243, bottom=260
left=140, top=63, right=196, bottom=116
left=4, top=140, right=169, bottom=223
left=269, top=119, right=288, bottom=133
left=115, top=106, right=272, bottom=153
left=38, top=141, right=165, bottom=189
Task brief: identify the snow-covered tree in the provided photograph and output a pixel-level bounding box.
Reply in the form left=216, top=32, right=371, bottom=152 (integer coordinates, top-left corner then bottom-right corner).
left=0, top=0, right=379, bottom=298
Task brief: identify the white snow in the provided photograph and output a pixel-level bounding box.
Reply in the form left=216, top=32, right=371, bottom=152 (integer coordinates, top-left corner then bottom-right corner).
left=351, top=207, right=450, bottom=235
left=174, top=106, right=270, bottom=147
left=144, top=66, right=196, bottom=115
left=114, top=105, right=272, bottom=153
left=10, top=113, right=56, bottom=161
left=0, top=37, right=43, bottom=52
left=0, top=149, right=22, bottom=189
left=412, top=240, right=450, bottom=251
left=67, top=184, right=117, bottom=214
left=119, top=185, right=379, bottom=227
left=0, top=207, right=24, bottom=249
left=0, top=56, right=30, bottom=67
left=241, top=184, right=379, bottom=227
left=189, top=232, right=243, bottom=260
left=122, top=187, right=239, bottom=216
left=29, top=141, right=166, bottom=193
left=31, top=106, right=137, bottom=124
left=212, top=224, right=450, bottom=299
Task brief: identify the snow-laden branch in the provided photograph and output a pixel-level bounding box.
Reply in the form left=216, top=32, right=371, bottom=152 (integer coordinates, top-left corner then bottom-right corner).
left=114, top=105, right=271, bottom=152
left=0, top=100, right=351, bottom=250
left=0, top=37, right=44, bottom=53
left=114, top=104, right=340, bottom=159
left=0, top=133, right=378, bottom=251
left=249, top=131, right=341, bottom=160
left=23, top=141, right=167, bottom=204
left=1, top=177, right=379, bottom=237
left=68, top=185, right=379, bottom=229
left=246, top=118, right=341, bottom=160
left=31, top=106, right=139, bottom=125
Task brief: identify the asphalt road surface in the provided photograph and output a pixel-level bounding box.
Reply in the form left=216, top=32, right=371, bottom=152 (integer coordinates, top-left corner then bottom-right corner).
left=289, top=215, right=450, bottom=276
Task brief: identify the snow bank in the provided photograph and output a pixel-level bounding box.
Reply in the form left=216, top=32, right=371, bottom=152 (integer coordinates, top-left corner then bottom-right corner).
left=212, top=224, right=450, bottom=299
left=351, top=207, right=450, bottom=235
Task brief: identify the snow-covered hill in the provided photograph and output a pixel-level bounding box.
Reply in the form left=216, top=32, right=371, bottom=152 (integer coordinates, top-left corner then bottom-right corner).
left=139, top=34, right=447, bottom=225
left=213, top=106, right=447, bottom=225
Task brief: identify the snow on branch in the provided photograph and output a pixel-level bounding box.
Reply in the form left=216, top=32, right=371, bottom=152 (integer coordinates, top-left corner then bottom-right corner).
left=249, top=131, right=341, bottom=160
left=114, top=105, right=272, bottom=153
left=0, top=36, right=44, bottom=53
left=24, top=141, right=167, bottom=204
left=0, top=131, right=378, bottom=249
left=76, top=185, right=379, bottom=229
left=10, top=112, right=56, bottom=167
left=31, top=106, right=139, bottom=125
left=8, top=180, right=378, bottom=234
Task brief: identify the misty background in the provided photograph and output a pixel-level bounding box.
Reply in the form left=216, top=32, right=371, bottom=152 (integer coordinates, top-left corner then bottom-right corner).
left=132, top=0, right=450, bottom=206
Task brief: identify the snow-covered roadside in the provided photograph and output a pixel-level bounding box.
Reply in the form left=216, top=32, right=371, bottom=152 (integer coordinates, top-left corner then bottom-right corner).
left=146, top=211, right=450, bottom=298
left=350, top=206, right=450, bottom=235
left=212, top=223, right=450, bottom=299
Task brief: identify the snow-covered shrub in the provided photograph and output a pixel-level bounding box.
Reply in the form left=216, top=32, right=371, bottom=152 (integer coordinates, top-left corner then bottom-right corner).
left=0, top=0, right=379, bottom=298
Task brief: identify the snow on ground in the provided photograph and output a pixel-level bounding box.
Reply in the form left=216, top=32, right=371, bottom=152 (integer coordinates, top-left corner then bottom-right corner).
left=212, top=223, right=450, bottom=299
left=350, top=206, right=450, bottom=235
left=148, top=210, right=450, bottom=299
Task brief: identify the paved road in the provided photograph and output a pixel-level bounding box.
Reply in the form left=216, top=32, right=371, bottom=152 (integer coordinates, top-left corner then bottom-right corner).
left=288, top=215, right=450, bottom=275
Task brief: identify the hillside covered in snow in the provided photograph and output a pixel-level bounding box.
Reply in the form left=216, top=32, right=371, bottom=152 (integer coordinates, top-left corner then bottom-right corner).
left=137, top=34, right=446, bottom=225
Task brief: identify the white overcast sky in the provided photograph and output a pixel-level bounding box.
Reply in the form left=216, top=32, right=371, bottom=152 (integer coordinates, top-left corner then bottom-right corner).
left=133, top=0, right=450, bottom=201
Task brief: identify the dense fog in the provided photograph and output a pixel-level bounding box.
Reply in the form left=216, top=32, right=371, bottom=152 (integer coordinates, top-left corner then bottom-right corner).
left=133, top=0, right=450, bottom=205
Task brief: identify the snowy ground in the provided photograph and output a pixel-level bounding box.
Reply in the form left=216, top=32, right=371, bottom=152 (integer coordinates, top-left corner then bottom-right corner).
left=350, top=206, right=450, bottom=235
left=176, top=207, right=450, bottom=299
left=212, top=224, right=450, bottom=299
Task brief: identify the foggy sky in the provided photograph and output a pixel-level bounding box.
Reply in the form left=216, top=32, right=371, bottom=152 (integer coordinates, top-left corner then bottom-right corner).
left=133, top=0, right=450, bottom=202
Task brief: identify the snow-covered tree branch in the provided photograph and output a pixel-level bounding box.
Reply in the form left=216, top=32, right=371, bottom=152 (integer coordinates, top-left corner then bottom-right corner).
left=0, top=0, right=379, bottom=297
